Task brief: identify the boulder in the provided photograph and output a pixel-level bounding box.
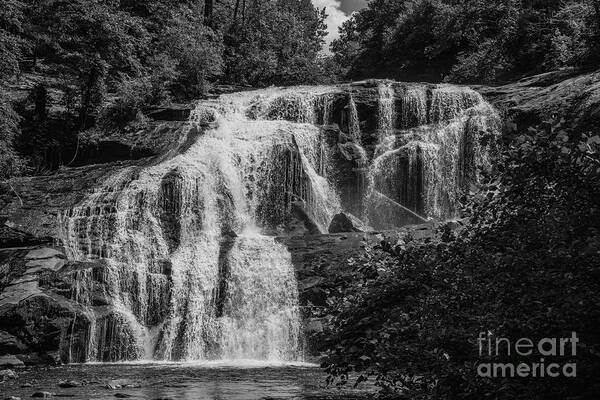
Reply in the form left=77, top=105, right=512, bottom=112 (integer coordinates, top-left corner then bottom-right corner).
left=31, top=392, right=55, bottom=398
left=290, top=202, right=321, bottom=235
left=305, top=318, right=325, bottom=334
left=24, top=248, right=65, bottom=260
left=0, top=368, right=18, bottom=379
left=0, top=331, right=28, bottom=354
left=328, top=213, right=368, bottom=233
left=0, top=355, right=24, bottom=368
left=337, top=142, right=367, bottom=162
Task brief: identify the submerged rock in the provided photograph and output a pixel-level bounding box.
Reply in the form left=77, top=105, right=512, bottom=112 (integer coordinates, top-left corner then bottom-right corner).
left=31, top=392, right=55, bottom=398
left=106, top=379, right=141, bottom=389
left=58, top=380, right=81, bottom=388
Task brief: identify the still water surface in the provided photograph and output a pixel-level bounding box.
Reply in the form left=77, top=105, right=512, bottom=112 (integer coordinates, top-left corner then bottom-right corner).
left=1, top=361, right=373, bottom=399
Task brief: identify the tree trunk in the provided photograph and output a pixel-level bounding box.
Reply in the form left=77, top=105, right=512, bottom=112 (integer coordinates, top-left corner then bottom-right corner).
left=234, top=0, right=240, bottom=21
left=204, top=0, right=213, bottom=26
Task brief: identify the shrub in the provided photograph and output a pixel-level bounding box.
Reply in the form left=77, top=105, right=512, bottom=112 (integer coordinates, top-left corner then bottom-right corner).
left=322, top=121, right=600, bottom=399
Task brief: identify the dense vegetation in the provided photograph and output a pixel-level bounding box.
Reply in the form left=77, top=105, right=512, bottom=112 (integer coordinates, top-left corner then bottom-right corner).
left=322, top=119, right=600, bottom=399
left=332, top=0, right=600, bottom=83
left=0, top=0, right=332, bottom=177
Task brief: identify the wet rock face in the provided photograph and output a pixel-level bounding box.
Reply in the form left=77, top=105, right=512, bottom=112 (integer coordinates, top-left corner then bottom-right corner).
left=475, top=70, right=600, bottom=133
left=0, top=244, right=174, bottom=364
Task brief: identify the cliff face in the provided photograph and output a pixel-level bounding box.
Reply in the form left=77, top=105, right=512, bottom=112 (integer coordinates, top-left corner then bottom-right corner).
left=7, top=70, right=596, bottom=365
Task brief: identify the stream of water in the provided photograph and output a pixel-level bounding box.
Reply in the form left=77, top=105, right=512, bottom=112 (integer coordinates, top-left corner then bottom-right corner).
left=0, top=363, right=373, bottom=399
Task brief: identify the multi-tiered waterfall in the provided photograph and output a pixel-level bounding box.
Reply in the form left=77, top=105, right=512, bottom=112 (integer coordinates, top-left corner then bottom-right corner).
left=58, top=81, right=499, bottom=363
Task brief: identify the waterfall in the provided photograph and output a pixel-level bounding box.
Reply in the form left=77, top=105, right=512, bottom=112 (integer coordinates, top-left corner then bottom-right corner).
left=367, top=85, right=499, bottom=226
left=401, top=87, right=428, bottom=128
left=348, top=94, right=361, bottom=142
left=377, top=82, right=396, bottom=141
left=57, top=82, right=499, bottom=362
left=60, top=88, right=341, bottom=363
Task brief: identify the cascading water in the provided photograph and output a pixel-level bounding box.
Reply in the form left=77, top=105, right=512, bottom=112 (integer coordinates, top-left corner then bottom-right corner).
left=348, top=94, right=361, bottom=142
left=367, top=84, right=499, bottom=227
left=377, top=82, right=396, bottom=140
left=59, top=87, right=341, bottom=363
left=57, top=81, right=499, bottom=363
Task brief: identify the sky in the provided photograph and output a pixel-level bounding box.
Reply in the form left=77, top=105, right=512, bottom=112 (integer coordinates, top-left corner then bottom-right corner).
left=313, top=0, right=368, bottom=49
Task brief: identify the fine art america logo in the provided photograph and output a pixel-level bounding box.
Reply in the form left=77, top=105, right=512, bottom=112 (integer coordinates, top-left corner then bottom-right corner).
left=477, top=331, right=578, bottom=378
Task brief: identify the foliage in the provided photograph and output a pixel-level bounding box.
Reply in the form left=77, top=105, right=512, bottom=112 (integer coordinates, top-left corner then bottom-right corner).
left=332, top=0, right=600, bottom=83
left=222, top=0, right=328, bottom=86
left=322, top=121, right=600, bottom=399
left=0, top=90, right=22, bottom=179
left=160, top=4, right=223, bottom=99
left=0, top=0, right=332, bottom=179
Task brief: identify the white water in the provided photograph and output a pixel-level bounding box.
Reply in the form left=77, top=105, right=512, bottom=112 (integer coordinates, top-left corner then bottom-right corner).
left=377, top=82, right=396, bottom=140
left=367, top=84, right=499, bottom=224
left=58, top=82, right=499, bottom=363
left=60, top=87, right=341, bottom=363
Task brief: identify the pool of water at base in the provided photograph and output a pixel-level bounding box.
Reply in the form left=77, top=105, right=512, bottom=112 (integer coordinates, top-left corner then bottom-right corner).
left=0, top=361, right=375, bottom=399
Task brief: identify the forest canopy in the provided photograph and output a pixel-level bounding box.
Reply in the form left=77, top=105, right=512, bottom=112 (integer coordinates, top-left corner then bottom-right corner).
left=332, top=0, right=600, bottom=83
left=0, top=0, right=332, bottom=177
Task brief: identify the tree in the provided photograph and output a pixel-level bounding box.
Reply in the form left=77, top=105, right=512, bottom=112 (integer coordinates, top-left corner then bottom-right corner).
left=332, top=0, right=598, bottom=83
left=0, top=0, right=27, bottom=81
left=0, top=90, right=22, bottom=180
left=159, top=3, right=223, bottom=98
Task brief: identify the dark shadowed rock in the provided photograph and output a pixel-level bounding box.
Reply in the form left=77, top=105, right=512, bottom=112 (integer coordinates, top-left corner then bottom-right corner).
left=290, top=202, right=321, bottom=235
left=31, top=392, right=55, bottom=398
left=0, top=331, right=28, bottom=354
left=328, top=213, right=368, bottom=233
left=58, top=380, right=81, bottom=388
left=145, top=105, right=193, bottom=121
left=0, top=223, right=52, bottom=248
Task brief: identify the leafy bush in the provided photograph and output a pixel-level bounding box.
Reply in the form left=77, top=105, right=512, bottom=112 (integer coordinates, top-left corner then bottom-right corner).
left=322, top=121, right=600, bottom=399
